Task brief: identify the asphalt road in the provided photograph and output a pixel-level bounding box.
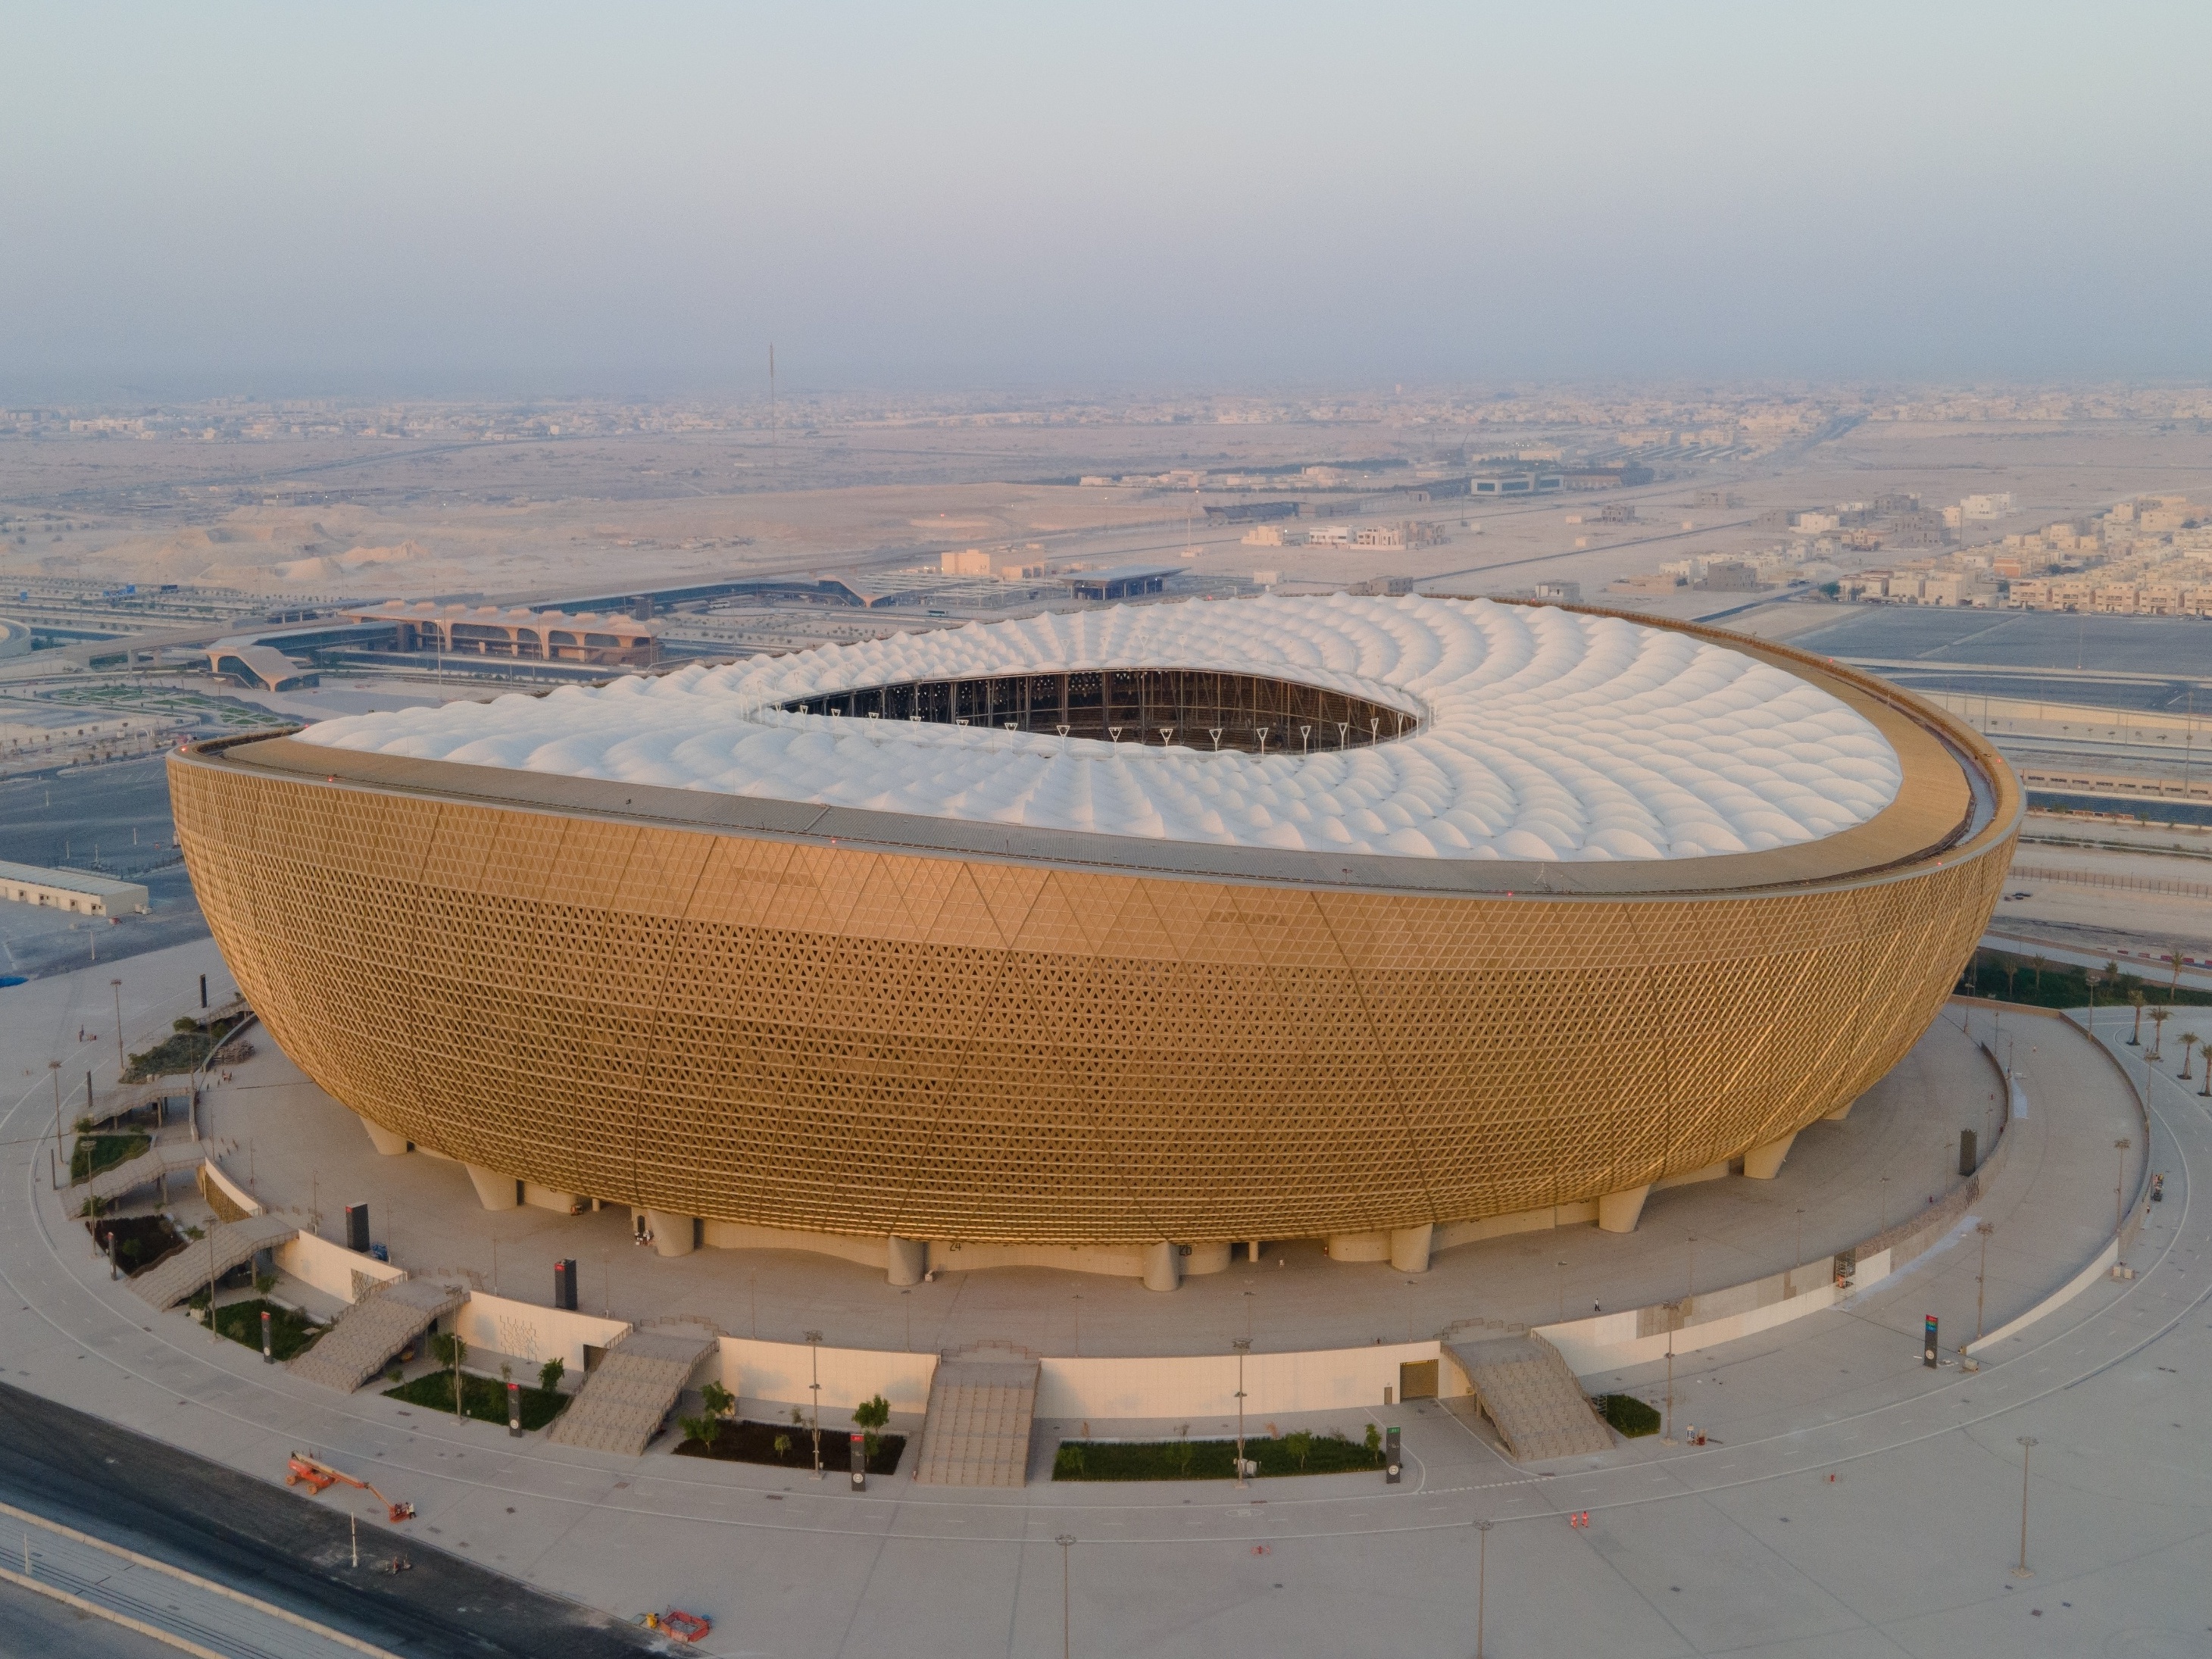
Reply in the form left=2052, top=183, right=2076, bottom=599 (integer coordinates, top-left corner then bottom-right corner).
left=0, top=1382, right=659, bottom=1659
left=0, top=1573, right=182, bottom=1659
left=0, top=754, right=211, bottom=980
left=0, top=753, right=181, bottom=874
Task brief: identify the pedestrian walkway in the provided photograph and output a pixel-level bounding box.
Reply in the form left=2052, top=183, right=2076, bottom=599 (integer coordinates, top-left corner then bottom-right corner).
left=545, top=1327, right=716, bottom=1457
left=912, top=1347, right=1039, bottom=1486
left=128, top=1214, right=298, bottom=1311
left=0, top=1498, right=395, bottom=1659
left=1445, top=1334, right=1614, bottom=1461
left=286, top=1278, right=470, bottom=1394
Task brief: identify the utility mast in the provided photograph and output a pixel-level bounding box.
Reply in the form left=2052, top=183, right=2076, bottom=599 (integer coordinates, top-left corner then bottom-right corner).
left=769, top=342, right=777, bottom=487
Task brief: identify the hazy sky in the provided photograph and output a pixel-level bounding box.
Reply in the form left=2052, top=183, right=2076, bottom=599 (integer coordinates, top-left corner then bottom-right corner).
left=7, top=2, right=2209, bottom=399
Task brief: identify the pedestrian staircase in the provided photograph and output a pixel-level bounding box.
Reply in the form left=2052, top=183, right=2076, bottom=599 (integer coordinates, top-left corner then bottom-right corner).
left=1445, top=1334, right=1614, bottom=1461
left=911, top=1345, right=1038, bottom=1486
left=286, top=1276, right=470, bottom=1393
left=545, top=1326, right=717, bottom=1457
left=128, top=1213, right=298, bottom=1311
left=80, top=1139, right=231, bottom=1208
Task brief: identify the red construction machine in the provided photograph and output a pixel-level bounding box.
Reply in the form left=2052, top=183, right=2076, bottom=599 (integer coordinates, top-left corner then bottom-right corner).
left=285, top=1451, right=417, bottom=1523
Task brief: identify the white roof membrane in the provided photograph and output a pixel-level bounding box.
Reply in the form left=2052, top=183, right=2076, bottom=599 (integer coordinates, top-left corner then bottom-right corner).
left=296, top=596, right=1904, bottom=862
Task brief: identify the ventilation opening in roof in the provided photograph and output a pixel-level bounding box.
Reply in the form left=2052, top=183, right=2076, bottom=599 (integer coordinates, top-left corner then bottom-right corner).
left=780, top=667, right=1420, bottom=755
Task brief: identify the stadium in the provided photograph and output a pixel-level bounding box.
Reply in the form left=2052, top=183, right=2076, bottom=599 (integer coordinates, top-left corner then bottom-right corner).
left=170, top=596, right=2018, bottom=1286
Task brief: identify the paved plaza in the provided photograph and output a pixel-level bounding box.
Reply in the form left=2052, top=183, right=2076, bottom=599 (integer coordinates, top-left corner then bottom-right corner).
left=1, top=937, right=2207, bottom=1657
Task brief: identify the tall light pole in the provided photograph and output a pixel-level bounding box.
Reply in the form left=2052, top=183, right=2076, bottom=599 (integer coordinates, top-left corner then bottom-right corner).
left=2115, top=1136, right=2132, bottom=1268
left=1661, top=1301, right=1679, bottom=1444
left=1233, top=1338, right=1251, bottom=1488
left=1974, top=1221, right=1995, bottom=1342
left=2014, top=1436, right=2039, bottom=1577
left=1056, top=1534, right=1076, bottom=1659
left=1473, top=1520, right=1494, bottom=1659
left=805, top=1330, right=823, bottom=1477
left=48, top=1060, right=63, bottom=1189
left=108, top=979, right=123, bottom=1080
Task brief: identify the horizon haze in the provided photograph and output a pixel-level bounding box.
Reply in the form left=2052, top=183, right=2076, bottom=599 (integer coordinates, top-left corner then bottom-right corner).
left=8, top=1, right=2210, bottom=400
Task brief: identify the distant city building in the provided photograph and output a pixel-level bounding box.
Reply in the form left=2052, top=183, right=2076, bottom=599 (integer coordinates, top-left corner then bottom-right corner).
left=1065, top=564, right=1178, bottom=601
left=1469, top=467, right=1563, bottom=497
left=942, top=548, right=993, bottom=576
left=0, top=858, right=148, bottom=917
left=1560, top=464, right=1655, bottom=491
left=336, top=602, right=660, bottom=668
left=1533, top=580, right=1582, bottom=603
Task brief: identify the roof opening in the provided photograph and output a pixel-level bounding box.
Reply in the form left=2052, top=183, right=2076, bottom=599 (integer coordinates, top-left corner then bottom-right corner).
left=779, top=667, right=1420, bottom=755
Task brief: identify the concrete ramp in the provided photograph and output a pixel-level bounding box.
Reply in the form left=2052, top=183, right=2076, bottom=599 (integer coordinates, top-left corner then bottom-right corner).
left=912, top=1350, right=1038, bottom=1486
left=545, top=1328, right=714, bottom=1457
left=286, top=1276, right=470, bottom=1393
left=1446, top=1335, right=1614, bottom=1462
left=129, top=1213, right=297, bottom=1310
left=80, top=1138, right=230, bottom=1207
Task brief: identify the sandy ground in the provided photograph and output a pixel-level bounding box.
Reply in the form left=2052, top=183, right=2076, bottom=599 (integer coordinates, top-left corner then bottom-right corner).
left=6, top=412, right=2211, bottom=612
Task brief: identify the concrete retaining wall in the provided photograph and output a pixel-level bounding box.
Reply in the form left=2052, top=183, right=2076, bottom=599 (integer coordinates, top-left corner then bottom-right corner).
left=272, top=1233, right=405, bottom=1304
left=711, top=1337, right=938, bottom=1416
left=1034, top=1342, right=1438, bottom=1420
left=448, top=1293, right=629, bottom=1376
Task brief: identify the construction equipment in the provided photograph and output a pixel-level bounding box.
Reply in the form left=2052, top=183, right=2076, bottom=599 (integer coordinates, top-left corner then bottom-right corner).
left=284, top=1451, right=417, bottom=1523
left=656, top=1611, right=712, bottom=1643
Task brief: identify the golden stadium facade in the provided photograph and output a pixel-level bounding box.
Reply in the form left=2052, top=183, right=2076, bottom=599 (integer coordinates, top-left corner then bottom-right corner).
left=170, top=598, right=2017, bottom=1281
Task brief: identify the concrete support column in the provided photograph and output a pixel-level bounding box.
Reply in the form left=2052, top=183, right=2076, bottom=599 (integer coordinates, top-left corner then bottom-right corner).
left=463, top=1164, right=520, bottom=1210
left=645, top=1209, right=695, bottom=1258
left=1823, top=1097, right=1854, bottom=1122
left=1597, top=1183, right=1651, bottom=1234
left=887, top=1235, right=927, bottom=1286
left=1742, top=1129, right=1800, bottom=1180
left=356, top=1113, right=410, bottom=1156
left=1142, top=1241, right=1182, bottom=1292
left=1388, top=1222, right=1434, bottom=1273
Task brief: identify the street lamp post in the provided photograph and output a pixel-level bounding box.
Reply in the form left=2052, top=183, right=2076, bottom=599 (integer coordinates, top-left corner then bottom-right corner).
left=1233, top=1339, right=1251, bottom=1488
left=2115, top=1136, right=2132, bottom=1268
left=2014, top=1436, right=2039, bottom=1577
left=1057, top=1534, right=1076, bottom=1659
left=1473, top=1520, right=1494, bottom=1659
left=108, top=979, right=123, bottom=1080
left=805, top=1330, right=823, bottom=1476
left=1661, top=1301, right=1679, bottom=1444
left=1974, top=1221, right=1995, bottom=1342
left=48, top=1061, right=63, bottom=1189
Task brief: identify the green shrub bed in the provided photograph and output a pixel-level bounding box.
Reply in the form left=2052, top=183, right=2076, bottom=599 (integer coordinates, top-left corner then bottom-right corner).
left=1054, top=1430, right=1385, bottom=1482
left=209, top=1298, right=323, bottom=1361
left=383, top=1371, right=570, bottom=1431
left=71, top=1133, right=149, bottom=1183
left=1595, top=1393, right=1660, bottom=1437
left=86, top=1214, right=185, bottom=1275
left=123, top=1015, right=251, bottom=1083
left=675, top=1419, right=906, bottom=1474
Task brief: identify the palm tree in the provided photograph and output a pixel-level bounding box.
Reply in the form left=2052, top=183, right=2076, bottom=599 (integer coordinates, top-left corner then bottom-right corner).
left=2182, top=1033, right=2198, bottom=1081
left=2031, top=955, right=2047, bottom=993
left=2149, top=1005, right=2171, bottom=1061
left=2130, top=990, right=2147, bottom=1045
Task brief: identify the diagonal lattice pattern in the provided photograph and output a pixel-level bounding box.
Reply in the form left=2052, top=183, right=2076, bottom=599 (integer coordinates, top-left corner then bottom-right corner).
left=170, top=614, right=2016, bottom=1249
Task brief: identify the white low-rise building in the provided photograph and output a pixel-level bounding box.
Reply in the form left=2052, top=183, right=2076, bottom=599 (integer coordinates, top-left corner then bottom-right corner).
left=0, top=860, right=149, bottom=917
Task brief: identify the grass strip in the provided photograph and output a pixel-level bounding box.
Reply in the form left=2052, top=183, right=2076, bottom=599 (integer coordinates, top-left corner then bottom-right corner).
left=383, top=1370, right=570, bottom=1431
left=1054, top=1432, right=1384, bottom=1482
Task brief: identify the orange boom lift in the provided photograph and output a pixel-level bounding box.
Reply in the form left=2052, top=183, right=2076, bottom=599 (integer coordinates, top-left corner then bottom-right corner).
left=285, top=1451, right=417, bottom=1523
